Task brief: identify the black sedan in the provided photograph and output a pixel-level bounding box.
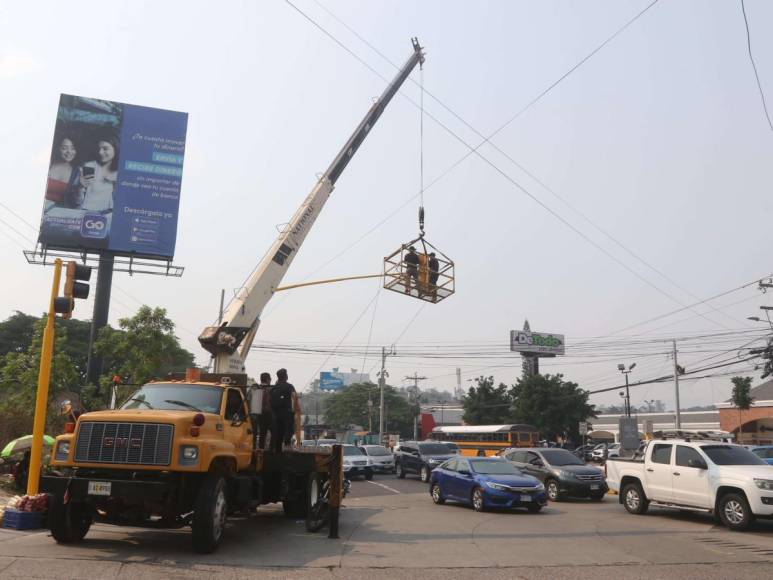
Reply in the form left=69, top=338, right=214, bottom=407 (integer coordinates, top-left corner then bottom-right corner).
left=500, top=448, right=607, bottom=501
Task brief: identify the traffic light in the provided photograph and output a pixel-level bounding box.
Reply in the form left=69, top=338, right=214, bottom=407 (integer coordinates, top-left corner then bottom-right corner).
left=54, top=261, right=92, bottom=319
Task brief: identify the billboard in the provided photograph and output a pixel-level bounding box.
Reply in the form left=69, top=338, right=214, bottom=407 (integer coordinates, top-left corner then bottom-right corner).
left=319, top=369, right=371, bottom=391
left=39, top=94, right=188, bottom=259
left=510, top=329, right=565, bottom=355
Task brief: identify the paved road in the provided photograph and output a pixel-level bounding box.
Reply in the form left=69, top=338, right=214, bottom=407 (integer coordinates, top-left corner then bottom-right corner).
left=1, top=473, right=772, bottom=578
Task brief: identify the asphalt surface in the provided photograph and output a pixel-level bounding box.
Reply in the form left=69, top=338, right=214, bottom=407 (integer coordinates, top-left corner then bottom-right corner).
left=1, top=473, right=773, bottom=578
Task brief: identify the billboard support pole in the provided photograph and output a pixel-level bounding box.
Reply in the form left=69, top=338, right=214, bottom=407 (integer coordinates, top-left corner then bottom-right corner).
left=86, top=253, right=115, bottom=386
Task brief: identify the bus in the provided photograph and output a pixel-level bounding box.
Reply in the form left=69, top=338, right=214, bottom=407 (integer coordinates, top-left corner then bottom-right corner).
left=429, top=424, right=539, bottom=457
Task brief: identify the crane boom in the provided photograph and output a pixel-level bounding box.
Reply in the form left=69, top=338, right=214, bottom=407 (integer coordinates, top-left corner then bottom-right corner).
left=199, top=39, right=425, bottom=373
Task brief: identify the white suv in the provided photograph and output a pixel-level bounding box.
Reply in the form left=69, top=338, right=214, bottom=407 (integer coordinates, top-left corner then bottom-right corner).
left=342, top=444, right=374, bottom=480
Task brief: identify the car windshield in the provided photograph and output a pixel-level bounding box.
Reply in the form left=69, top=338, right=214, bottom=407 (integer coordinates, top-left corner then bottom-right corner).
left=343, top=446, right=363, bottom=456
left=702, top=445, right=766, bottom=466
left=469, top=459, right=520, bottom=475
left=419, top=443, right=451, bottom=455
left=121, top=383, right=222, bottom=414
left=365, top=446, right=390, bottom=456
left=540, top=449, right=585, bottom=466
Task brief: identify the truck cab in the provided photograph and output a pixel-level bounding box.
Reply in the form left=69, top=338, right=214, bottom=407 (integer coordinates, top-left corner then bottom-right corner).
left=606, top=438, right=773, bottom=531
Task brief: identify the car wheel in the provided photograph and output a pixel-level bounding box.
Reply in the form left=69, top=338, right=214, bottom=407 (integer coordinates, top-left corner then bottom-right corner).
left=590, top=494, right=605, bottom=502
left=718, top=493, right=754, bottom=531
left=365, top=469, right=374, bottom=481
left=545, top=479, right=561, bottom=502
left=527, top=504, right=542, bottom=513
left=431, top=483, right=445, bottom=505
left=396, top=462, right=406, bottom=479
left=420, top=465, right=430, bottom=483
left=471, top=487, right=486, bottom=512
left=621, top=483, right=649, bottom=515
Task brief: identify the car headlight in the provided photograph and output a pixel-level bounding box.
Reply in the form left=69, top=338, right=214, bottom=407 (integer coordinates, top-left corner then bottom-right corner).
left=754, top=478, right=773, bottom=491
left=558, top=470, right=575, bottom=479
left=55, top=441, right=70, bottom=460
left=534, top=482, right=545, bottom=491
left=181, top=445, right=198, bottom=461
left=485, top=482, right=508, bottom=491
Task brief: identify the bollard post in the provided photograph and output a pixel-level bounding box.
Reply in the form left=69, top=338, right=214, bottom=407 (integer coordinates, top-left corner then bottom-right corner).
left=328, top=443, right=343, bottom=539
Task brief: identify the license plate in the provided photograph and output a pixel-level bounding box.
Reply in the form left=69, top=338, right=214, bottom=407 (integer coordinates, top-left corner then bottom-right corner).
left=87, top=481, right=112, bottom=496
left=590, top=484, right=600, bottom=490
left=520, top=494, right=532, bottom=502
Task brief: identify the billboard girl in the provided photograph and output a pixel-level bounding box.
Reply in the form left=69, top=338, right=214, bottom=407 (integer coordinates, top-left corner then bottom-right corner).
left=73, top=133, right=119, bottom=213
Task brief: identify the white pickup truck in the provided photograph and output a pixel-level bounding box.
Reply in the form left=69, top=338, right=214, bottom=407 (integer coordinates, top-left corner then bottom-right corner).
left=606, top=439, right=773, bottom=530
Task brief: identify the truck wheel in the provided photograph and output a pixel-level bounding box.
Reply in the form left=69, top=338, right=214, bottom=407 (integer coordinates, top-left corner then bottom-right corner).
left=546, top=479, right=561, bottom=502
left=622, top=483, right=649, bottom=515
left=364, top=469, right=374, bottom=481
left=420, top=465, right=430, bottom=483
left=49, top=498, right=92, bottom=544
left=396, top=463, right=406, bottom=479
left=718, top=493, right=754, bottom=531
left=192, top=474, right=227, bottom=554
left=282, top=475, right=309, bottom=519
left=305, top=474, right=329, bottom=533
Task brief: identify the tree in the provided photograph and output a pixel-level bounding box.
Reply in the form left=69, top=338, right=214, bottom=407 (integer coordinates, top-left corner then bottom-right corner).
left=509, top=373, right=596, bottom=443
left=323, top=382, right=414, bottom=437
left=461, top=376, right=511, bottom=425
left=86, top=306, right=195, bottom=408
left=0, top=318, right=80, bottom=442
left=730, top=376, right=754, bottom=444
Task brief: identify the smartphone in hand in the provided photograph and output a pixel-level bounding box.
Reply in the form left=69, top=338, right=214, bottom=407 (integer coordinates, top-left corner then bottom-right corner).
left=82, top=166, right=95, bottom=178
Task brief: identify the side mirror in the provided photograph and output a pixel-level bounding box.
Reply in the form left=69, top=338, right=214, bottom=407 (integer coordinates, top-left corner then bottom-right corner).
left=231, top=413, right=244, bottom=426
left=687, top=458, right=707, bottom=470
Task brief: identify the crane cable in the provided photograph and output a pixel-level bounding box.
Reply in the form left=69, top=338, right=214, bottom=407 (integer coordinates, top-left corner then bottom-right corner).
left=418, top=64, right=425, bottom=237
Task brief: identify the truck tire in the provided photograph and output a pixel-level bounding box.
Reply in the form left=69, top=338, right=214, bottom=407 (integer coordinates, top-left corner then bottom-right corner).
left=305, top=474, right=329, bottom=533
left=192, top=474, right=228, bottom=554
left=283, top=475, right=309, bottom=519
left=396, top=462, right=406, bottom=479
left=718, top=492, right=754, bottom=531
left=622, top=482, right=649, bottom=515
left=49, top=498, right=92, bottom=544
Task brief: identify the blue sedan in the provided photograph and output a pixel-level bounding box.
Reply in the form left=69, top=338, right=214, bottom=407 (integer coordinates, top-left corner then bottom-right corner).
left=429, top=456, right=548, bottom=512
left=747, top=445, right=773, bottom=465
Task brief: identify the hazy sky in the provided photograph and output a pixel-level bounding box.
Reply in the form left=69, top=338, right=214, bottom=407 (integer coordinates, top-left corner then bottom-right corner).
left=2, top=0, right=772, bottom=410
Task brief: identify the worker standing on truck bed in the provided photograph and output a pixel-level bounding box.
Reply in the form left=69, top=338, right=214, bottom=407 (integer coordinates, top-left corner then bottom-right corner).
left=270, top=368, right=297, bottom=453
left=247, top=372, right=273, bottom=451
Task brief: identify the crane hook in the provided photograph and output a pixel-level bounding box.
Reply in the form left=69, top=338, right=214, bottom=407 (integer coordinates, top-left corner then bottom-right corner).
left=418, top=206, right=425, bottom=237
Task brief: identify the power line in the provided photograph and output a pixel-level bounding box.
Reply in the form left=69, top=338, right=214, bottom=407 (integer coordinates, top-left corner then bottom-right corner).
left=740, top=0, right=773, bottom=133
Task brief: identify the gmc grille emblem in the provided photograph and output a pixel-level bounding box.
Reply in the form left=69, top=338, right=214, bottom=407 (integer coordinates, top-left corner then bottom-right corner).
left=103, top=437, right=142, bottom=449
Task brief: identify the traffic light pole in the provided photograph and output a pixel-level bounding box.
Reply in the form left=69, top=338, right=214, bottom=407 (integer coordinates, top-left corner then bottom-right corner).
left=86, top=253, right=115, bottom=385
left=27, top=259, right=63, bottom=496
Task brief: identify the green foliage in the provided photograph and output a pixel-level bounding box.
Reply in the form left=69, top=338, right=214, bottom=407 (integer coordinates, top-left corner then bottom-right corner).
left=730, top=376, right=754, bottom=410
left=323, top=382, right=414, bottom=437
left=509, top=374, right=596, bottom=442
left=462, top=376, right=511, bottom=425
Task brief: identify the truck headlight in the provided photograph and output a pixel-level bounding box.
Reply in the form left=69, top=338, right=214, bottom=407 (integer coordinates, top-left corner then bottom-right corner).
left=181, top=445, right=199, bottom=462
left=754, top=478, right=773, bottom=491
left=55, top=441, right=70, bottom=460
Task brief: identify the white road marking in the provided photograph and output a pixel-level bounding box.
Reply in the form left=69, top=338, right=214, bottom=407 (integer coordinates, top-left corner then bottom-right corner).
left=366, top=480, right=401, bottom=494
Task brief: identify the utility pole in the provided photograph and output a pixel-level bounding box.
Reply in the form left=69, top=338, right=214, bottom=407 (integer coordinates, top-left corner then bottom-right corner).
left=378, top=345, right=395, bottom=445
left=455, top=367, right=462, bottom=400
left=617, top=363, right=636, bottom=418
left=405, top=372, right=427, bottom=440
left=673, top=340, right=682, bottom=429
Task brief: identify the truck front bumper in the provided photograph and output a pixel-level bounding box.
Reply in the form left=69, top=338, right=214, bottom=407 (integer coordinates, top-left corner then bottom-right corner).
left=41, top=475, right=173, bottom=503
left=748, top=492, right=773, bottom=517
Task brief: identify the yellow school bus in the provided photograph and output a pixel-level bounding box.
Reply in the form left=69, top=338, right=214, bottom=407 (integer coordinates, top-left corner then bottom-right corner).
left=429, top=424, right=539, bottom=457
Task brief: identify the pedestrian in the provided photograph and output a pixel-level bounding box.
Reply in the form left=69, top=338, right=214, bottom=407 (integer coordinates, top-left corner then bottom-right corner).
left=428, top=252, right=439, bottom=299
left=403, top=246, right=419, bottom=293
left=247, top=372, right=273, bottom=451
left=270, top=368, right=297, bottom=453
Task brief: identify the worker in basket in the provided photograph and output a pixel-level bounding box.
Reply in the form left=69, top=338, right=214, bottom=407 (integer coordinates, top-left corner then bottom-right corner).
left=403, top=246, right=419, bottom=294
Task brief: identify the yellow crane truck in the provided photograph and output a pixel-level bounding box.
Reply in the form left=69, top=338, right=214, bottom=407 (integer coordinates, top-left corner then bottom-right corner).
left=41, top=39, right=425, bottom=553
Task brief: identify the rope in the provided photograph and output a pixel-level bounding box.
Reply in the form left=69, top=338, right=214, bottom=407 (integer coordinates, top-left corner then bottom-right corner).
left=419, top=65, right=425, bottom=236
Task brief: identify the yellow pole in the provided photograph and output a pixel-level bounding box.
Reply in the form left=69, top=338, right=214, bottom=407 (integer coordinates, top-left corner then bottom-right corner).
left=27, top=258, right=62, bottom=496
left=275, top=274, right=382, bottom=292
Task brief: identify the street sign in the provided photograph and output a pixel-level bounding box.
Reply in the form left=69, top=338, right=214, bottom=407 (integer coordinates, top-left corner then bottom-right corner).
left=510, top=330, right=565, bottom=355
left=619, top=417, right=640, bottom=451
left=579, top=422, right=588, bottom=435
